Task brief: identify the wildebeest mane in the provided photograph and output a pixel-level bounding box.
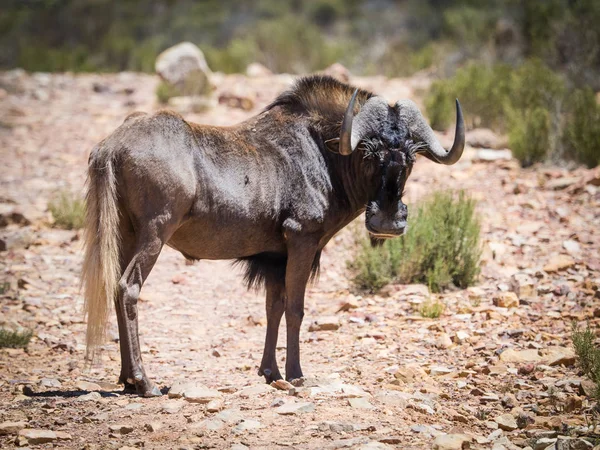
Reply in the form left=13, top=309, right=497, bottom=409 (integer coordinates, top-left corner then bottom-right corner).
left=267, top=75, right=373, bottom=124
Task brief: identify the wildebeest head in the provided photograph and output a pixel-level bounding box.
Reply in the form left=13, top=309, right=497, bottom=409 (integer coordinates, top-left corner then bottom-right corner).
left=328, top=89, right=465, bottom=239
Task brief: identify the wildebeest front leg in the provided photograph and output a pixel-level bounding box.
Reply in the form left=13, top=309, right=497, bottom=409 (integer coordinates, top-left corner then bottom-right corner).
left=258, top=281, right=285, bottom=383
left=284, top=237, right=319, bottom=382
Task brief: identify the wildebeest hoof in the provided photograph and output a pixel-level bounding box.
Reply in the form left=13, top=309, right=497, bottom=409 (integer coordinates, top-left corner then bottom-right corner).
left=258, top=367, right=282, bottom=383
left=289, top=377, right=305, bottom=387
left=135, top=380, right=162, bottom=397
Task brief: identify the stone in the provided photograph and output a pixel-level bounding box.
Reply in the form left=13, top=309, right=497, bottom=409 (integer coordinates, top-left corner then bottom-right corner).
left=533, top=438, right=557, bottom=450
left=0, top=421, right=27, bottom=436
left=394, top=365, right=427, bottom=383
left=155, top=42, right=212, bottom=95
left=308, top=316, right=340, bottom=331
left=238, top=384, right=274, bottom=397
left=161, top=400, right=185, bottom=414
left=18, top=429, right=57, bottom=444
left=432, top=433, right=472, bottom=450
left=39, top=378, right=61, bottom=388
left=545, top=177, right=578, bottom=190
left=232, top=419, right=262, bottom=434
left=467, top=128, right=507, bottom=149
left=544, top=348, right=576, bottom=367
left=543, top=255, right=575, bottom=273
left=184, top=386, right=222, bottom=404
left=246, top=62, right=272, bottom=77
left=495, top=414, right=518, bottom=431
left=271, top=379, right=294, bottom=391
left=77, top=391, right=101, bottom=402
left=430, top=366, right=454, bottom=376
left=76, top=380, right=101, bottom=391
left=55, top=431, right=71, bottom=440
left=189, top=418, right=225, bottom=433
left=493, top=292, right=519, bottom=308
left=206, top=398, right=224, bottom=412
left=109, top=424, right=134, bottom=435
left=499, top=348, right=542, bottom=364
left=216, top=409, right=245, bottom=424
left=348, top=397, right=374, bottom=409
left=231, top=445, right=250, bottom=450
left=275, top=402, right=315, bottom=415
left=436, top=333, right=453, bottom=349
left=144, top=422, right=162, bottom=432
left=455, top=331, right=471, bottom=344
left=510, top=273, right=537, bottom=299
left=322, top=63, right=351, bottom=83
left=563, top=240, right=581, bottom=255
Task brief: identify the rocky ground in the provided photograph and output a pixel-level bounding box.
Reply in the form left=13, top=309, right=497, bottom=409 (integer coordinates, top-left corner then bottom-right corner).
left=1, top=68, right=599, bottom=450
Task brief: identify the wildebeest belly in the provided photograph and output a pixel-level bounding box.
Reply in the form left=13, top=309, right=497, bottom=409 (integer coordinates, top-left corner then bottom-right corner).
left=167, top=216, right=287, bottom=260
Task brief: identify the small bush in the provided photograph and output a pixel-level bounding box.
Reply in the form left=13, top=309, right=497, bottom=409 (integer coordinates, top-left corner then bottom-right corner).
left=508, top=107, right=551, bottom=167
left=350, top=190, right=481, bottom=293
left=563, top=88, right=600, bottom=168
left=572, top=324, right=600, bottom=400
left=0, top=328, right=33, bottom=348
left=420, top=299, right=445, bottom=318
left=48, top=191, right=85, bottom=230
left=156, top=81, right=179, bottom=104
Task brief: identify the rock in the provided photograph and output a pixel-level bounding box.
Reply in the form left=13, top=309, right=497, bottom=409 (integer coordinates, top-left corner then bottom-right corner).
left=218, top=92, right=254, bottom=111
left=183, top=387, right=222, bottom=404
left=545, top=177, right=578, bottom=190
left=246, top=62, right=272, bottom=77
left=18, top=429, right=57, bottom=444
left=39, top=377, right=61, bottom=388
left=544, top=348, right=576, bottom=367
left=580, top=379, right=596, bottom=397
left=473, top=149, right=512, bottom=162
left=231, top=445, right=250, bottom=450
left=533, top=438, right=557, bottom=450
left=495, top=414, right=518, bottom=431
left=275, top=402, right=315, bottom=415
left=155, top=42, right=212, bottom=95
left=543, top=255, right=575, bottom=273
left=322, top=63, right=351, bottom=83
left=510, top=273, right=537, bottom=299
left=436, top=333, right=453, bottom=349
left=467, top=128, right=507, bottom=149
left=355, top=442, right=392, bottom=450
left=271, top=379, right=294, bottom=391
left=144, top=422, right=162, bottom=432
left=430, top=366, right=454, bottom=376
left=455, top=331, right=470, bottom=344
left=348, top=397, right=374, bottom=409
left=76, top=380, right=101, bottom=391
left=493, top=292, right=519, bottom=308
left=216, top=408, right=245, bottom=424
left=77, top=391, right=101, bottom=402
left=109, top=424, right=134, bottom=435
left=0, top=421, right=27, bottom=436
left=394, top=365, right=427, bottom=383
left=189, top=418, right=225, bottom=433
left=308, top=316, right=340, bottom=331
left=337, top=298, right=360, bottom=312
left=563, top=240, right=581, bottom=255
left=167, top=95, right=216, bottom=113
left=55, top=431, right=71, bottom=440
left=432, top=433, right=472, bottom=450
left=206, top=398, right=224, bottom=412
left=161, top=400, right=186, bottom=414
left=562, top=395, right=583, bottom=413
left=499, top=348, right=542, bottom=363
left=232, top=419, right=262, bottom=434
left=238, top=384, right=274, bottom=397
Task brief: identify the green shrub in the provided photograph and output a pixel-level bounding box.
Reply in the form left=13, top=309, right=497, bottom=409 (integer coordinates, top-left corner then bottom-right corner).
left=508, top=106, right=551, bottom=167
left=350, top=190, right=481, bottom=293
left=156, top=81, right=180, bottom=104
left=0, top=328, right=33, bottom=348
left=48, top=191, right=85, bottom=230
left=572, top=324, right=600, bottom=400
left=563, top=88, right=600, bottom=168
left=420, top=299, right=445, bottom=318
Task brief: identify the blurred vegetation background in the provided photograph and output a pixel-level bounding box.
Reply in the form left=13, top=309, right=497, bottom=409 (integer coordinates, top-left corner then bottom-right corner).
left=1, top=0, right=599, bottom=167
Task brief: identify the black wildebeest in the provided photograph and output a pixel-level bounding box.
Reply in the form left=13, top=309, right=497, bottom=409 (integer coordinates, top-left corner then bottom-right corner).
left=82, top=75, right=464, bottom=397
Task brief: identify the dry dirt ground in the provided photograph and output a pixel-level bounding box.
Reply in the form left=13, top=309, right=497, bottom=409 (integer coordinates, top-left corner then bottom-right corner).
left=1, top=70, right=599, bottom=450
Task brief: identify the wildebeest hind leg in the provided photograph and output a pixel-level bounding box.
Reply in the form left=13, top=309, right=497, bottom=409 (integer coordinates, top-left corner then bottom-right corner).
left=115, top=219, right=178, bottom=397
left=258, top=280, right=285, bottom=383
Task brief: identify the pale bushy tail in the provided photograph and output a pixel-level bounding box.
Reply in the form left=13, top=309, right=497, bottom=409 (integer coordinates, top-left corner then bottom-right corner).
left=81, top=151, right=121, bottom=361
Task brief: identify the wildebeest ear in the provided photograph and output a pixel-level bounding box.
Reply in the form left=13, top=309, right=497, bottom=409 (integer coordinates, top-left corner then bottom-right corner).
left=324, top=137, right=341, bottom=154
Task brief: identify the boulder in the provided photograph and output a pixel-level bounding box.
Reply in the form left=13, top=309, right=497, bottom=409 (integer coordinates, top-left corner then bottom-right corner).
left=155, top=42, right=212, bottom=96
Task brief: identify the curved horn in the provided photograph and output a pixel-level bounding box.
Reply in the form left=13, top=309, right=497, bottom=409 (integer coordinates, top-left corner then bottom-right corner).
left=397, top=98, right=465, bottom=165
left=338, top=90, right=390, bottom=156
left=338, top=89, right=359, bottom=156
